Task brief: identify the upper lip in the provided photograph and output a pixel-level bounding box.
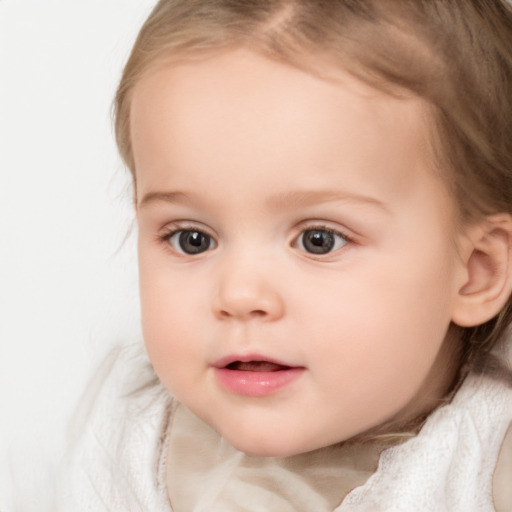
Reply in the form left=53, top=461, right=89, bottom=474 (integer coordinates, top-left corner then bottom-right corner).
left=212, top=353, right=301, bottom=369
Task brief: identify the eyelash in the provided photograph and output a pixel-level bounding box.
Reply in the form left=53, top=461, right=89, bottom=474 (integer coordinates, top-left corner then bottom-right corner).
left=158, top=223, right=353, bottom=256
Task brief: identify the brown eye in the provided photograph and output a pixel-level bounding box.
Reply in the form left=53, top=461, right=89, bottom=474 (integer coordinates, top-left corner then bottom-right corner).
left=297, top=229, right=347, bottom=255
left=169, top=230, right=215, bottom=255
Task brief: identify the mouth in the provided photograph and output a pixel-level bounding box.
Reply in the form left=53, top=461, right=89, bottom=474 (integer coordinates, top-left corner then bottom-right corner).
left=213, top=354, right=297, bottom=369
left=225, top=360, right=291, bottom=372
left=212, top=355, right=304, bottom=397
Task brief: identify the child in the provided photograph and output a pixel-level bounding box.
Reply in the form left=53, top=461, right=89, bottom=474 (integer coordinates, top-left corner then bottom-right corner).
left=57, top=1, right=512, bottom=510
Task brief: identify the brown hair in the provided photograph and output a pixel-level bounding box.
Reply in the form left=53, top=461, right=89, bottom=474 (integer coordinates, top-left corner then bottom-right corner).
left=114, top=0, right=512, bottom=373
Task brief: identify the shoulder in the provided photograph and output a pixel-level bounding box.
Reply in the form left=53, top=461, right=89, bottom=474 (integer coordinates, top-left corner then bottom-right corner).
left=339, top=372, right=512, bottom=511
left=494, top=421, right=512, bottom=512
left=445, top=373, right=512, bottom=511
left=56, top=343, right=175, bottom=512
left=66, top=343, right=170, bottom=450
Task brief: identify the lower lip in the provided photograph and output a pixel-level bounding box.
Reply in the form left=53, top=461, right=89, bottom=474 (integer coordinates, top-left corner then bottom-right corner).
left=215, top=368, right=304, bottom=396
left=214, top=367, right=304, bottom=397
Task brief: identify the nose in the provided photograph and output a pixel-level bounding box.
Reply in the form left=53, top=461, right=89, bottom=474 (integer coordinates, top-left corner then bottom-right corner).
left=212, top=258, right=285, bottom=322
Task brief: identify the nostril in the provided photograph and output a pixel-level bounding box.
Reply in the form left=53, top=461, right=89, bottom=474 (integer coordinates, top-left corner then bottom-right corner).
left=219, top=309, right=267, bottom=319
left=250, top=310, right=267, bottom=318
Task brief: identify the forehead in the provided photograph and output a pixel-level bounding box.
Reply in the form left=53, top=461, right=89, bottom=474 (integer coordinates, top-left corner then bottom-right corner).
left=130, top=49, right=441, bottom=209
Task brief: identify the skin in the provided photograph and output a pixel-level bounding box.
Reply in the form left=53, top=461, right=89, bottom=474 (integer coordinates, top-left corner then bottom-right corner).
left=131, top=49, right=469, bottom=457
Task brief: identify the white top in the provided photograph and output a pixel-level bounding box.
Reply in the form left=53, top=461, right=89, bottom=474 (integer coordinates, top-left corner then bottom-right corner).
left=55, top=344, right=512, bottom=512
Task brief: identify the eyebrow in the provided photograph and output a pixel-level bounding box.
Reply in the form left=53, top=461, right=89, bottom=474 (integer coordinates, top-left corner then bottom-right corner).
left=138, top=188, right=389, bottom=213
left=265, top=189, right=389, bottom=213
left=138, top=191, right=189, bottom=209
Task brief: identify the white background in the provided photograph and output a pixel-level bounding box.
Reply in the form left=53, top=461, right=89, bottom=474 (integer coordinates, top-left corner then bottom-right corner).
left=0, top=1, right=155, bottom=509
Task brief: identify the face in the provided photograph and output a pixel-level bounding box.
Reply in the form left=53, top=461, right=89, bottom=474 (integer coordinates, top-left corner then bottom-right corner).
left=132, top=49, right=466, bottom=457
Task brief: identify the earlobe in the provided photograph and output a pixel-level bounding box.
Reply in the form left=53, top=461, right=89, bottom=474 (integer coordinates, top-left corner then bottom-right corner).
left=451, top=214, right=512, bottom=327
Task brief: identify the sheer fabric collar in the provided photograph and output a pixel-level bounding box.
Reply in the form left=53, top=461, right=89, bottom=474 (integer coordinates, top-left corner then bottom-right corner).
left=165, top=404, right=391, bottom=512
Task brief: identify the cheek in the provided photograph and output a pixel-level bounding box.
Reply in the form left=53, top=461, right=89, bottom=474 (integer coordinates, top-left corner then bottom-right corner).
left=140, top=293, right=203, bottom=400
left=138, top=258, right=200, bottom=372
left=296, top=252, right=455, bottom=373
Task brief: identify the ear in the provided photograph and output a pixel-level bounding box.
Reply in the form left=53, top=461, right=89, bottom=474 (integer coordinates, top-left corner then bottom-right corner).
left=451, top=214, right=512, bottom=327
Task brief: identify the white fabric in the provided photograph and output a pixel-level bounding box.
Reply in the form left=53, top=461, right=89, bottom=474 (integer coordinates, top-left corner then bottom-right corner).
left=336, top=374, right=512, bottom=512
left=55, top=344, right=512, bottom=511
left=56, top=345, right=174, bottom=512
